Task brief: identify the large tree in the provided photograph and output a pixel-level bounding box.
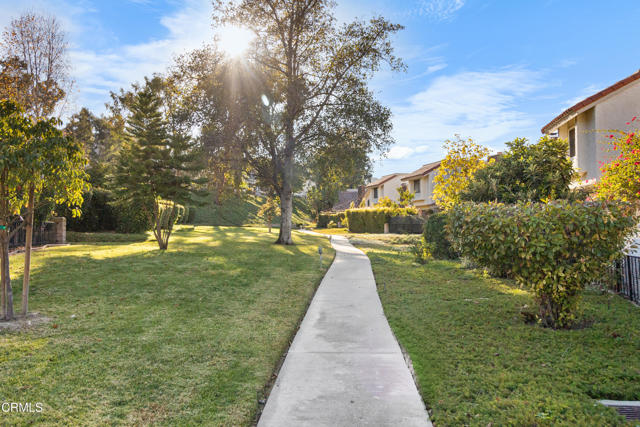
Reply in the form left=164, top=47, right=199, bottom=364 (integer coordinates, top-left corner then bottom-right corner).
left=111, top=77, right=204, bottom=250
left=1, top=12, right=70, bottom=118
left=432, top=136, right=491, bottom=210
left=0, top=100, right=87, bottom=320
left=462, top=136, right=575, bottom=203
left=306, top=133, right=374, bottom=217
left=211, top=0, right=402, bottom=244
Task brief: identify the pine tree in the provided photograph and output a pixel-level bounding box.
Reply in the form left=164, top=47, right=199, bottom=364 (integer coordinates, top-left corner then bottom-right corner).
left=113, top=78, right=203, bottom=250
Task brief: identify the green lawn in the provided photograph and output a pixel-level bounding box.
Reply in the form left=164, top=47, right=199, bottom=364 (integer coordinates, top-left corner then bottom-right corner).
left=361, top=243, right=639, bottom=426
left=192, top=193, right=312, bottom=227
left=1, top=226, right=334, bottom=426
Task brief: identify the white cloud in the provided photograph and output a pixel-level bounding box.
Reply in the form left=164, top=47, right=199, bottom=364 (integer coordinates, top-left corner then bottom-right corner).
left=417, top=0, right=465, bottom=20
left=0, top=0, right=216, bottom=115
left=562, top=84, right=602, bottom=110
left=386, top=67, right=545, bottom=160
left=387, top=146, right=415, bottom=159
left=426, top=63, right=447, bottom=74
left=68, top=0, right=215, bottom=114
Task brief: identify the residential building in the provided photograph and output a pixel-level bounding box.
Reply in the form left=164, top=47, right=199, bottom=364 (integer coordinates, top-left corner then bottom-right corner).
left=542, top=70, right=640, bottom=186
left=400, top=160, right=441, bottom=212
left=362, top=173, right=407, bottom=206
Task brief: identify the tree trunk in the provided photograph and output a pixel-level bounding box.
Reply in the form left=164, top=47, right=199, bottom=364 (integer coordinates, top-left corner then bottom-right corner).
left=22, top=185, right=35, bottom=315
left=0, top=234, right=14, bottom=321
left=276, top=187, right=294, bottom=245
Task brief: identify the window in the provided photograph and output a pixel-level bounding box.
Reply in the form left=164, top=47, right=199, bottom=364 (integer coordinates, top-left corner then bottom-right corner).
left=373, top=187, right=378, bottom=198
left=413, top=179, right=420, bottom=194
left=569, top=127, right=576, bottom=158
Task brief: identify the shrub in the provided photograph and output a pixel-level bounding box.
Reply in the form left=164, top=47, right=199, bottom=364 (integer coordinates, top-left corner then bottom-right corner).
left=346, top=206, right=418, bottom=233
left=115, top=201, right=153, bottom=234
left=186, top=206, right=196, bottom=224
left=327, top=220, right=337, bottom=229
left=388, top=215, right=425, bottom=234
left=423, top=212, right=457, bottom=259
left=448, top=201, right=637, bottom=328
left=64, top=189, right=118, bottom=232
left=317, top=212, right=346, bottom=228
left=182, top=206, right=190, bottom=224
left=411, top=237, right=431, bottom=264
left=461, top=136, right=575, bottom=203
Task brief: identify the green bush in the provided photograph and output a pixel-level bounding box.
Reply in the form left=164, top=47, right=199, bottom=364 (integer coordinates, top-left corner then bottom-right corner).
left=186, top=206, right=196, bottom=224
left=448, top=201, right=637, bottom=328
left=182, top=206, right=190, bottom=224
left=346, top=206, right=418, bottom=233
left=423, top=212, right=457, bottom=259
left=411, top=236, right=431, bottom=264
left=114, top=200, right=153, bottom=234
left=63, top=189, right=118, bottom=232
left=327, top=220, right=337, bottom=229
left=317, top=212, right=346, bottom=228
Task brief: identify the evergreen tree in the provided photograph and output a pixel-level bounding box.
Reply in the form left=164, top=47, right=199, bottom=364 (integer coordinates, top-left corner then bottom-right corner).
left=113, top=77, right=203, bottom=250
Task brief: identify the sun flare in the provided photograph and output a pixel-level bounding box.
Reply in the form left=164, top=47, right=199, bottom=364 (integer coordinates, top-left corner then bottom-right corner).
left=217, top=26, right=254, bottom=58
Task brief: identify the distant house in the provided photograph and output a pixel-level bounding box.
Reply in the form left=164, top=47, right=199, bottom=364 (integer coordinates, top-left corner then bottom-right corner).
left=331, top=187, right=364, bottom=212
left=400, top=160, right=441, bottom=212
left=542, top=70, right=640, bottom=186
left=362, top=173, right=408, bottom=207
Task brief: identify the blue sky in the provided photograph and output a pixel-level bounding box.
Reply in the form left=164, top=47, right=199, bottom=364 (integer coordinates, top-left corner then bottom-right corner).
left=2, top=0, right=640, bottom=178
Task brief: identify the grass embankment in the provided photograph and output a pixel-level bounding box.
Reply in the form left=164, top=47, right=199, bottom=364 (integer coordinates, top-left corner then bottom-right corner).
left=1, top=226, right=334, bottom=426
left=193, top=194, right=312, bottom=226
left=359, top=241, right=639, bottom=426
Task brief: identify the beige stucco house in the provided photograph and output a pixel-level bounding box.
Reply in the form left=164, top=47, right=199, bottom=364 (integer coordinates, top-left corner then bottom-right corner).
left=362, top=173, right=407, bottom=207
left=400, top=160, right=441, bottom=212
left=542, top=70, right=640, bottom=186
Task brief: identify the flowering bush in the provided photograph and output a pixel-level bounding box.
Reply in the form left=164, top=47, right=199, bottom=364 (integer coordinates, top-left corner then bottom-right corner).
left=448, top=201, right=637, bottom=328
left=597, top=117, right=640, bottom=202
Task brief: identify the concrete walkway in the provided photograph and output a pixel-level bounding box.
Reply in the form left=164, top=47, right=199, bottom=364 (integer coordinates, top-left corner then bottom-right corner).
left=258, top=235, right=431, bottom=427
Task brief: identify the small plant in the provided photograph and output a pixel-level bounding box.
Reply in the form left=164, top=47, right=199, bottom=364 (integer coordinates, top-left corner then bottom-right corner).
left=411, top=237, right=431, bottom=264
left=257, top=196, right=280, bottom=233
left=327, top=220, right=337, bottom=229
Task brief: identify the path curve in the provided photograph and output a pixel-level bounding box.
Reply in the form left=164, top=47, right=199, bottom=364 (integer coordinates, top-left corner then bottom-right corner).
left=258, top=235, right=431, bottom=426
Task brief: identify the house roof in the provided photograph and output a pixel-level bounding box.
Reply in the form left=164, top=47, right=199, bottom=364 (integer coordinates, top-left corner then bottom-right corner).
left=365, top=173, right=406, bottom=188
left=541, top=70, right=640, bottom=134
left=332, top=189, right=360, bottom=211
left=400, top=161, right=441, bottom=181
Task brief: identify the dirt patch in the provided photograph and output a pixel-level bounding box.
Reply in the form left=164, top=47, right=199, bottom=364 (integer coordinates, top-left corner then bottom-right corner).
left=0, top=312, right=51, bottom=331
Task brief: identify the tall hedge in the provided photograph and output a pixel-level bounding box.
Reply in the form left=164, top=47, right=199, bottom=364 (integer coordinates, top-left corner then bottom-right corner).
left=317, top=212, right=346, bottom=228
left=346, top=206, right=418, bottom=233
left=447, top=201, right=637, bottom=328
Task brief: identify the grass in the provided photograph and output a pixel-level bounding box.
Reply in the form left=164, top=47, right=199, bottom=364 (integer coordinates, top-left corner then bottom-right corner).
left=0, top=226, right=334, bottom=426
left=192, top=193, right=312, bottom=226
left=312, top=227, right=420, bottom=246
left=359, top=242, right=640, bottom=426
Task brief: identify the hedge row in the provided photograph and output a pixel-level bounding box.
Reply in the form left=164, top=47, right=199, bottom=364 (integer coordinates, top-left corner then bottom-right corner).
left=345, top=206, right=418, bottom=233
left=64, top=190, right=196, bottom=234
left=317, top=212, right=346, bottom=228
left=447, top=201, right=637, bottom=328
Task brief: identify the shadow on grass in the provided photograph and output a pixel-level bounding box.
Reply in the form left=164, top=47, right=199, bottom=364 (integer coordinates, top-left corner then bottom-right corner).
left=363, top=246, right=640, bottom=426
left=1, top=227, right=334, bottom=425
